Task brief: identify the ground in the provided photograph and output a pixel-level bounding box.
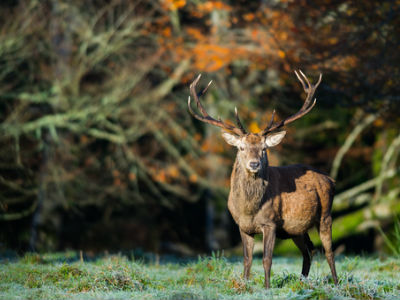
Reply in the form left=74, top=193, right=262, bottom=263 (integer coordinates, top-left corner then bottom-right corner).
left=0, top=252, right=399, bottom=299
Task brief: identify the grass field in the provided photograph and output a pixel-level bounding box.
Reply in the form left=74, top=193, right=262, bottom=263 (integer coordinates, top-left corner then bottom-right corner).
left=1, top=252, right=399, bottom=299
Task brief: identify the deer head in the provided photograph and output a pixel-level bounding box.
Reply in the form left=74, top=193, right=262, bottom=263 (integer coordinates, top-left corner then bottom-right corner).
left=221, top=131, right=287, bottom=174
left=188, top=71, right=322, bottom=175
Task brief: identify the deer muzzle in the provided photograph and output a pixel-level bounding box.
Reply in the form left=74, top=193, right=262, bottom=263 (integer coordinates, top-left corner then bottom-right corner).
left=248, top=161, right=261, bottom=173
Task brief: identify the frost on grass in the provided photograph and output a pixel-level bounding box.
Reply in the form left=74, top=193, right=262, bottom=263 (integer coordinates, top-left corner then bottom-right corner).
left=0, top=253, right=400, bottom=299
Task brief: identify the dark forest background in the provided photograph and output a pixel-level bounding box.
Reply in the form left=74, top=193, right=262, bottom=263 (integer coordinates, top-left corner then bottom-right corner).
left=0, top=0, right=399, bottom=257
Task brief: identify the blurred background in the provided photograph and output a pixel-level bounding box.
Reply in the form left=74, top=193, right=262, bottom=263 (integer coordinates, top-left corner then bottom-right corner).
left=0, top=0, right=399, bottom=257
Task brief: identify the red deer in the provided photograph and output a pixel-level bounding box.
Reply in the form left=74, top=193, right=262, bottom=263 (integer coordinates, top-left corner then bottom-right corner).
left=188, top=71, right=338, bottom=288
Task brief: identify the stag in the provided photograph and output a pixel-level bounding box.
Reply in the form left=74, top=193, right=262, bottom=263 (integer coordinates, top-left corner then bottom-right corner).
left=188, top=71, right=338, bottom=288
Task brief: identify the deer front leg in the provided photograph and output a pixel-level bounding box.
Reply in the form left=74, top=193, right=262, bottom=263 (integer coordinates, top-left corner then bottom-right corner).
left=240, top=229, right=254, bottom=280
left=262, top=224, right=276, bottom=289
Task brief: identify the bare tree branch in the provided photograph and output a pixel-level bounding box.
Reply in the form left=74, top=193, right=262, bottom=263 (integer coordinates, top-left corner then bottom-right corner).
left=330, top=112, right=378, bottom=179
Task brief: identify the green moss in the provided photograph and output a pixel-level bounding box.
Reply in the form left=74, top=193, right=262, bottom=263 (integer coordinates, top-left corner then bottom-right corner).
left=332, top=210, right=365, bottom=241
left=274, top=239, right=299, bottom=255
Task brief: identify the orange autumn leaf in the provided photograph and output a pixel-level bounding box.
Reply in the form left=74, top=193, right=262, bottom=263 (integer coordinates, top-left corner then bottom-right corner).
left=329, top=37, right=339, bottom=45
left=251, top=29, right=259, bottom=40
left=154, top=170, right=167, bottom=183
left=191, top=43, right=250, bottom=72
left=243, top=13, right=255, bottom=21
left=201, top=139, right=211, bottom=151
left=162, top=0, right=186, bottom=11
left=197, top=1, right=232, bottom=13
left=186, top=27, right=204, bottom=40
left=194, top=133, right=202, bottom=141
left=162, top=27, right=172, bottom=37
left=113, top=178, right=121, bottom=186
left=249, top=121, right=261, bottom=133
left=128, top=172, right=136, bottom=181
left=373, top=118, right=384, bottom=127
left=189, top=174, right=198, bottom=183
left=192, top=44, right=230, bottom=71
left=213, top=1, right=231, bottom=10
left=167, top=165, right=179, bottom=178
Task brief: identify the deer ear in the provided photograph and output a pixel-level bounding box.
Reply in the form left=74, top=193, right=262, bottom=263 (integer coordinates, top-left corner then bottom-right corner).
left=265, top=131, right=286, bottom=147
left=222, top=132, right=240, bottom=147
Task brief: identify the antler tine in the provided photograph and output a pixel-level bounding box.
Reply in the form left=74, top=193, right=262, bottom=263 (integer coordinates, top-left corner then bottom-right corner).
left=296, top=70, right=322, bottom=108
left=235, top=107, right=247, bottom=134
left=200, top=80, right=213, bottom=97
left=190, top=74, right=210, bottom=117
left=261, top=71, right=321, bottom=136
left=264, top=109, right=276, bottom=132
left=188, top=75, right=246, bottom=135
left=294, top=70, right=307, bottom=91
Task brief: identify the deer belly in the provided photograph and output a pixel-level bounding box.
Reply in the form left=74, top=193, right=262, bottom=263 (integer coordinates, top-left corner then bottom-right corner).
left=280, top=194, right=319, bottom=235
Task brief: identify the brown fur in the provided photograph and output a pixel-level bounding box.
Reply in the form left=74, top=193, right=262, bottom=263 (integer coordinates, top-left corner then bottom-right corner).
left=226, top=133, right=338, bottom=288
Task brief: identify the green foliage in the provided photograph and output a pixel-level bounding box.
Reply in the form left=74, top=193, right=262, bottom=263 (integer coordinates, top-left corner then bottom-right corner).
left=1, top=254, right=400, bottom=299
left=20, top=253, right=44, bottom=265
left=378, top=216, right=400, bottom=256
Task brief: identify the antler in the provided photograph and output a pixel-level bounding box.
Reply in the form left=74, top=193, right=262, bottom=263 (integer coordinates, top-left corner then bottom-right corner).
left=188, top=74, right=247, bottom=135
left=261, top=70, right=322, bottom=135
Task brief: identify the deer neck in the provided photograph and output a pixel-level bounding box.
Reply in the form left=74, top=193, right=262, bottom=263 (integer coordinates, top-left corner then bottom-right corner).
left=231, top=157, right=269, bottom=214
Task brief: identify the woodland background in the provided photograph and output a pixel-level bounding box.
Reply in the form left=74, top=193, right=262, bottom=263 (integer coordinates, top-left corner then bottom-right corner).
left=0, top=0, right=399, bottom=257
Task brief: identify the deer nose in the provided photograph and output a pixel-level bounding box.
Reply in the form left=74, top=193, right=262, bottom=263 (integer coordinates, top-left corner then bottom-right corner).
left=249, top=161, right=260, bottom=170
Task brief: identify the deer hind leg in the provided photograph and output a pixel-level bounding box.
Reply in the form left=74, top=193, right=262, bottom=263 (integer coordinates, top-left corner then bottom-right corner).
left=292, top=233, right=315, bottom=277
left=240, top=230, right=254, bottom=280
left=318, top=215, right=338, bottom=285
